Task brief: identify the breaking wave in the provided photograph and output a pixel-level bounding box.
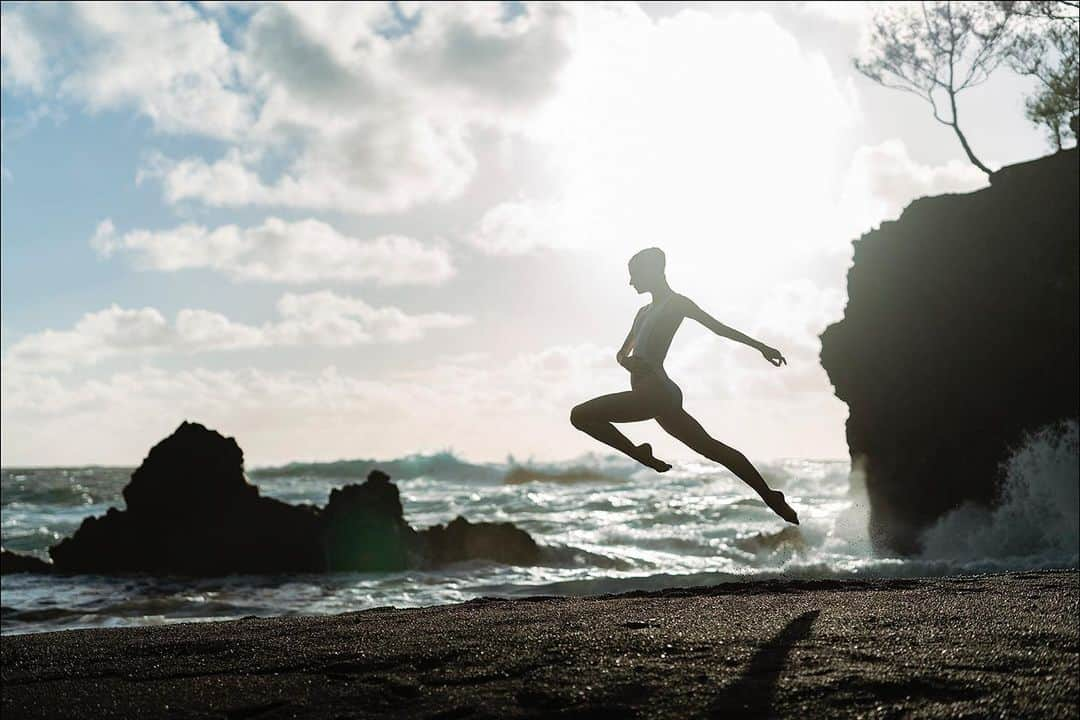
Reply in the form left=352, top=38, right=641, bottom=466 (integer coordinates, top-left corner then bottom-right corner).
left=920, top=421, right=1079, bottom=566
left=3, top=436, right=1077, bottom=635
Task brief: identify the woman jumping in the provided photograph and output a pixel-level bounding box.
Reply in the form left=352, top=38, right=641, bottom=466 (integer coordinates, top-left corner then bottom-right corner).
left=570, top=247, right=799, bottom=524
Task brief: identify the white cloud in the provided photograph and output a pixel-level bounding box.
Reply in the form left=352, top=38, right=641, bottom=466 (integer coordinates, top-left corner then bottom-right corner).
left=392, top=2, right=576, bottom=116
left=468, top=201, right=549, bottom=255
left=174, top=309, right=265, bottom=351
left=1, top=8, right=47, bottom=92
left=156, top=1, right=575, bottom=213
left=465, top=3, right=861, bottom=284
left=792, top=1, right=874, bottom=52
left=0, top=342, right=620, bottom=465
left=3, top=2, right=577, bottom=214
left=1, top=327, right=850, bottom=466
left=2, top=306, right=172, bottom=371
left=840, top=138, right=989, bottom=230
left=2, top=292, right=470, bottom=372
left=89, top=218, right=117, bottom=254
left=92, top=216, right=454, bottom=286
left=795, top=2, right=871, bottom=25
left=267, top=291, right=471, bottom=346
left=142, top=120, right=480, bottom=214
left=2, top=2, right=252, bottom=139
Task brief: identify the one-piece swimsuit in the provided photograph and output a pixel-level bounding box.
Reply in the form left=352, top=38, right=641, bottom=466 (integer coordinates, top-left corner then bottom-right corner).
left=628, top=295, right=683, bottom=409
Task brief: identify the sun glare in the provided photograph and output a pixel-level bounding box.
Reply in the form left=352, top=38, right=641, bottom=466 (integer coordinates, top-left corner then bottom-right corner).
left=532, top=5, right=858, bottom=299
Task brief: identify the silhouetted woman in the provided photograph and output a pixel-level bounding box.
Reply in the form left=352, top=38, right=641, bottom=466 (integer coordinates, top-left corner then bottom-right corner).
left=570, top=247, right=799, bottom=524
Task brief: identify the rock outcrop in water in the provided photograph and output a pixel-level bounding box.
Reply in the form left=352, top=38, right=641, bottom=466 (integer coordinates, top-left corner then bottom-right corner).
left=820, top=148, right=1079, bottom=554
left=419, top=516, right=540, bottom=568
left=0, top=549, right=53, bottom=574
left=43, top=422, right=540, bottom=575
left=320, top=470, right=417, bottom=572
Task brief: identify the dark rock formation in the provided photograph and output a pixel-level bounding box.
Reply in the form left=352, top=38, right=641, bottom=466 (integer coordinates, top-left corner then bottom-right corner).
left=419, top=516, right=541, bottom=567
left=321, top=470, right=417, bottom=572
left=50, top=422, right=323, bottom=575
left=1, top=549, right=53, bottom=575
left=44, top=421, right=541, bottom=576
left=821, top=148, right=1079, bottom=554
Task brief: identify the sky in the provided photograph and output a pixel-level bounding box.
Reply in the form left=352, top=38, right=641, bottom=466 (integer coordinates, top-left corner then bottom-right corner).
left=0, top=1, right=1053, bottom=467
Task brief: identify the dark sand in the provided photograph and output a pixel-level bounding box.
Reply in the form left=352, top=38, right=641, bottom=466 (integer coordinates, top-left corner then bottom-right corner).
left=3, top=571, right=1077, bottom=719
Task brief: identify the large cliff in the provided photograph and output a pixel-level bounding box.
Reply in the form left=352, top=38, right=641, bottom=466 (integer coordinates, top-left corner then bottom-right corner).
left=821, top=148, right=1079, bottom=554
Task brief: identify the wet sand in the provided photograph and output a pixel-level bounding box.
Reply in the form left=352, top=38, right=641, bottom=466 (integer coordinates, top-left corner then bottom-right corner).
left=2, top=570, right=1077, bottom=718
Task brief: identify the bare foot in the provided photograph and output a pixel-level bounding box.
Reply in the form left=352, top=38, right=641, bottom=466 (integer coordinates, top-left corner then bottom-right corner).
left=635, top=443, right=671, bottom=473
left=764, top=490, right=799, bottom=525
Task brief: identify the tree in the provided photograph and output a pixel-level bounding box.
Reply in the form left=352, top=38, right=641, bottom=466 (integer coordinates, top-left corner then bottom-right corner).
left=1005, top=1, right=1079, bottom=149
left=854, top=2, right=1018, bottom=175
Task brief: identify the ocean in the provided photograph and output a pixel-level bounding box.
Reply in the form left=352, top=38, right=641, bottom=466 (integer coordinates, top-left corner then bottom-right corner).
left=3, top=422, right=1077, bottom=636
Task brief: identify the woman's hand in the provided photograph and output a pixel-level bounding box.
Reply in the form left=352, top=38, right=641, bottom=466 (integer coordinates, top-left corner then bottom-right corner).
left=760, top=345, right=787, bottom=367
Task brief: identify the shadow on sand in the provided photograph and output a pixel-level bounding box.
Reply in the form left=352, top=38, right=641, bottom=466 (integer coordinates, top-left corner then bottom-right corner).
left=709, top=609, right=820, bottom=718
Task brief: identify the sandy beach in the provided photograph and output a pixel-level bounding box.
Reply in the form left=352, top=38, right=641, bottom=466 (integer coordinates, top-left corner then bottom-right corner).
left=2, top=570, right=1077, bottom=719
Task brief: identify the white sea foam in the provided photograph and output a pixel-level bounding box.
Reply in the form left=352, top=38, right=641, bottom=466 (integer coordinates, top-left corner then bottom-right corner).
left=3, top=440, right=1077, bottom=635
left=920, top=421, right=1079, bottom=566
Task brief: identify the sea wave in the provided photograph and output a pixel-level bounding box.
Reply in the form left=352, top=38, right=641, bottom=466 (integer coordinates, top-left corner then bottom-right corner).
left=920, top=420, right=1080, bottom=566
left=250, top=451, right=502, bottom=483
left=503, top=466, right=623, bottom=485
left=3, top=443, right=1077, bottom=635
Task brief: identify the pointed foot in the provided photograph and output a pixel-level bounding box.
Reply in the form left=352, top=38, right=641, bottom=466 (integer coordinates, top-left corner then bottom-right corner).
left=636, top=443, right=672, bottom=473
left=765, top=490, right=799, bottom=525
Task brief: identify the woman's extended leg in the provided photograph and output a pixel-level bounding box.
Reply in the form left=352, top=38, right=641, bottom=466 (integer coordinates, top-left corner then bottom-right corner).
left=570, top=391, right=671, bottom=472
left=656, top=408, right=798, bottom=524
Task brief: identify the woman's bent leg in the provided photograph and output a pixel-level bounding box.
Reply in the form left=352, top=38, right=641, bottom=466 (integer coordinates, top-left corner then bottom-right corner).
left=570, top=392, right=670, bottom=472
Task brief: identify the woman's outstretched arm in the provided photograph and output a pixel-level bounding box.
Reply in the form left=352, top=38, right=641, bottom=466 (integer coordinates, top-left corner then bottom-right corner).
left=683, top=297, right=787, bottom=366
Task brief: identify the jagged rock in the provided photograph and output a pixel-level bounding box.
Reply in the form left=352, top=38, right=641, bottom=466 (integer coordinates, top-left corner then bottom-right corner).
left=46, top=422, right=542, bottom=575
left=48, top=507, right=140, bottom=573
left=321, top=470, right=418, bottom=571
left=50, top=422, right=323, bottom=575
left=419, top=516, right=541, bottom=567
left=0, top=549, right=53, bottom=575
left=820, top=149, right=1079, bottom=554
